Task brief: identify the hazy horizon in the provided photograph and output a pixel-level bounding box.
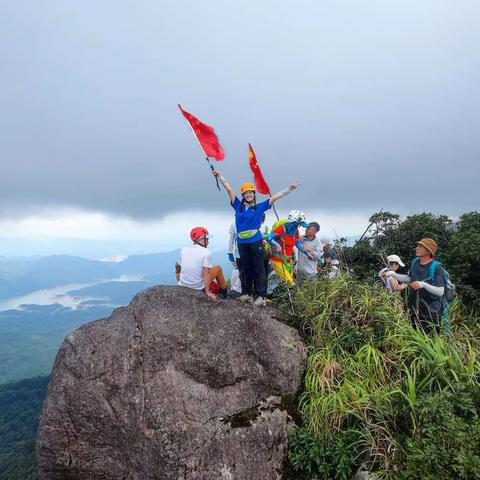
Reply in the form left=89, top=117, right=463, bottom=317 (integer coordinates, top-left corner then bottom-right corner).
left=1, top=1, right=478, bottom=256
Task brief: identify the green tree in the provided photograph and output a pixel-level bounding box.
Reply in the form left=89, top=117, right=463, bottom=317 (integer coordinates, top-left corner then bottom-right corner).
left=445, top=212, right=480, bottom=311
left=343, top=212, right=456, bottom=283
left=373, top=212, right=453, bottom=264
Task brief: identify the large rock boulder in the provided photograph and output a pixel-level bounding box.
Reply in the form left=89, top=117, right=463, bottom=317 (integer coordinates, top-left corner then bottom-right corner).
left=37, top=286, right=305, bottom=480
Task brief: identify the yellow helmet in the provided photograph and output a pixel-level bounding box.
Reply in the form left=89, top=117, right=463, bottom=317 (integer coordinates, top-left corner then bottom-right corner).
left=240, top=182, right=256, bottom=194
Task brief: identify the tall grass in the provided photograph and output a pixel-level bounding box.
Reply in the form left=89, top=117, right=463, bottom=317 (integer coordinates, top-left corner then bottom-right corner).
left=287, top=275, right=480, bottom=479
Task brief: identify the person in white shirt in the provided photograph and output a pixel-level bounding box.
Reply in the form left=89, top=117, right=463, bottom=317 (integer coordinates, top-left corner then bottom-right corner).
left=227, top=222, right=240, bottom=267
left=176, top=227, right=227, bottom=301
left=227, top=222, right=243, bottom=294
left=378, top=254, right=408, bottom=294
left=296, top=221, right=323, bottom=286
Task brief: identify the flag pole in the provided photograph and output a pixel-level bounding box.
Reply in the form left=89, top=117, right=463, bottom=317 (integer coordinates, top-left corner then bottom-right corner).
left=206, top=157, right=221, bottom=191
left=268, top=193, right=295, bottom=315
left=188, top=124, right=220, bottom=191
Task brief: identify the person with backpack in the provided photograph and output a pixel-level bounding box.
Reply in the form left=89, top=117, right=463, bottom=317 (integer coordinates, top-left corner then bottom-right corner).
left=265, top=211, right=316, bottom=288
left=296, top=221, right=323, bottom=286
left=177, top=227, right=228, bottom=301
left=212, top=169, right=299, bottom=307
left=386, top=238, right=450, bottom=333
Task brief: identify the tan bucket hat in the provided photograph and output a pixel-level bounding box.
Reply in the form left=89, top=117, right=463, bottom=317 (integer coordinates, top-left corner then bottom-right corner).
left=416, top=237, right=438, bottom=256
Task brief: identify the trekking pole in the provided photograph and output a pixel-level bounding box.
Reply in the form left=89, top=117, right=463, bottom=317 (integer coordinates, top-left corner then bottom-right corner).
left=269, top=196, right=295, bottom=315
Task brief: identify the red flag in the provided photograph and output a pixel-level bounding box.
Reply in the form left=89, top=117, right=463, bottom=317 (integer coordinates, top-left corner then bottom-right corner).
left=178, top=105, right=225, bottom=160
left=248, top=143, right=270, bottom=195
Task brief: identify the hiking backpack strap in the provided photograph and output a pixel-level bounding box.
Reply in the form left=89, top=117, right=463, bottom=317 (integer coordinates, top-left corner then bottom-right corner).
left=427, top=260, right=441, bottom=283
left=410, top=257, right=420, bottom=270
left=426, top=260, right=450, bottom=336
left=275, top=225, right=287, bottom=241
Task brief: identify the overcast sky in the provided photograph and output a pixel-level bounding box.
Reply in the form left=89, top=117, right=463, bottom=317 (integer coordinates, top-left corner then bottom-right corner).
left=0, top=1, right=478, bottom=253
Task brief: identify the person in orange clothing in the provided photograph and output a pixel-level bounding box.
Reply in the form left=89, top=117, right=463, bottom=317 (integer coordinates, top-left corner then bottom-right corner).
left=176, top=227, right=227, bottom=301
left=265, top=211, right=315, bottom=287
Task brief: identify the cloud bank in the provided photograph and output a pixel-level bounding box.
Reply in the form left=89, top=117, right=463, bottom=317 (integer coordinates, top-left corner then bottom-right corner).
left=0, top=0, right=478, bottom=222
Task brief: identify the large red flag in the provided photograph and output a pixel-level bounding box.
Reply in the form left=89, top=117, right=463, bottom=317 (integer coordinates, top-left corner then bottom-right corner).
left=178, top=105, right=225, bottom=160
left=248, top=143, right=270, bottom=195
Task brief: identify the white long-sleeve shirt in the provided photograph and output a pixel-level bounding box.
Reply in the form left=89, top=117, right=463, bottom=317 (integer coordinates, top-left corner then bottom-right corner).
left=387, top=271, right=444, bottom=297
left=297, top=236, right=323, bottom=275
left=228, top=223, right=240, bottom=258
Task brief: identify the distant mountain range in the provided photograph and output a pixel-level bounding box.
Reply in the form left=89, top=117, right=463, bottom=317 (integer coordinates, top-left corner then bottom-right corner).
left=0, top=250, right=232, bottom=384
left=0, top=237, right=175, bottom=258
left=0, top=250, right=231, bottom=300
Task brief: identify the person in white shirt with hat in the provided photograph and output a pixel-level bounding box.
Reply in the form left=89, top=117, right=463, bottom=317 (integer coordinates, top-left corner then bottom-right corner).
left=378, top=254, right=408, bottom=293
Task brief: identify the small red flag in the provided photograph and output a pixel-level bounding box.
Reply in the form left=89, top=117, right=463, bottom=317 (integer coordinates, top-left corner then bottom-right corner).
left=248, top=143, right=270, bottom=195
left=178, top=105, right=225, bottom=160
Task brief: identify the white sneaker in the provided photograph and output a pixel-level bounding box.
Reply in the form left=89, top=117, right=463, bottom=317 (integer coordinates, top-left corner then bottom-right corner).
left=239, top=294, right=253, bottom=303
left=253, top=297, right=267, bottom=307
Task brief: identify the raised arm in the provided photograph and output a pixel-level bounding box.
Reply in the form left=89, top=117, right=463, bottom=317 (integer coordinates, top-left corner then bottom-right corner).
left=269, top=183, right=299, bottom=206
left=212, top=170, right=235, bottom=203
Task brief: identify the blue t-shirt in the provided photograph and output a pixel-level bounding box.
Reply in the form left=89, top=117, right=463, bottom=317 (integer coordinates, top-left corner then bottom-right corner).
left=231, top=197, right=271, bottom=244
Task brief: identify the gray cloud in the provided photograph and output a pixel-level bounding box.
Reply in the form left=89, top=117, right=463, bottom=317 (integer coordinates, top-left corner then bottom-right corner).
left=0, top=0, right=479, bottom=220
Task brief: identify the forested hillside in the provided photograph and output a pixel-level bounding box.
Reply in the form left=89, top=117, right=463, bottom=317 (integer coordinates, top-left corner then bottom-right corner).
left=0, top=376, right=49, bottom=480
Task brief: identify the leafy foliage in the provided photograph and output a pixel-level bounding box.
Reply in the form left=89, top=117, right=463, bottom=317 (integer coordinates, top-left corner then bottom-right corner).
left=286, top=275, right=480, bottom=479
left=289, top=427, right=364, bottom=480
left=339, top=210, right=480, bottom=312
left=0, top=376, right=49, bottom=480
left=444, top=212, right=480, bottom=311
left=399, top=386, right=480, bottom=480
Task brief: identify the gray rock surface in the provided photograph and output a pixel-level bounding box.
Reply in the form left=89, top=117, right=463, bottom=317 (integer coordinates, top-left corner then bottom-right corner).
left=37, top=286, right=305, bottom=479
left=353, top=466, right=379, bottom=480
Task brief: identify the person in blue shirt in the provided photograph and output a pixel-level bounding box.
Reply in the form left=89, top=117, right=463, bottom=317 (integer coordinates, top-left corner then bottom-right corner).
left=213, top=169, right=299, bottom=307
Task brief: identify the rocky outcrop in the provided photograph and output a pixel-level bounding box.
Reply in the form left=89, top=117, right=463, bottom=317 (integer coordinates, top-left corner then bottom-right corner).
left=37, top=286, right=305, bottom=479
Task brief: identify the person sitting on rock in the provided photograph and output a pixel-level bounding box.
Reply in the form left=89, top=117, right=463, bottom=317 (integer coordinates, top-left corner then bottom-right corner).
left=177, top=227, right=227, bottom=301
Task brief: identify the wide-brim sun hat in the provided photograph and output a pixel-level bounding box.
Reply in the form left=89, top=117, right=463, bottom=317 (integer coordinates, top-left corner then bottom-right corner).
left=387, top=254, right=405, bottom=267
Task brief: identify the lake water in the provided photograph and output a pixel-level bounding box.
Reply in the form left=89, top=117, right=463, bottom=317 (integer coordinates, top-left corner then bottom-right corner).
left=0, top=275, right=144, bottom=312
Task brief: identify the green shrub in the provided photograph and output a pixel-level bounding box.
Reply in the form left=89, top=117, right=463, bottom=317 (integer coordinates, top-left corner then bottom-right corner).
left=288, top=427, right=364, bottom=480
left=285, top=275, right=480, bottom=479
left=400, top=386, right=480, bottom=479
